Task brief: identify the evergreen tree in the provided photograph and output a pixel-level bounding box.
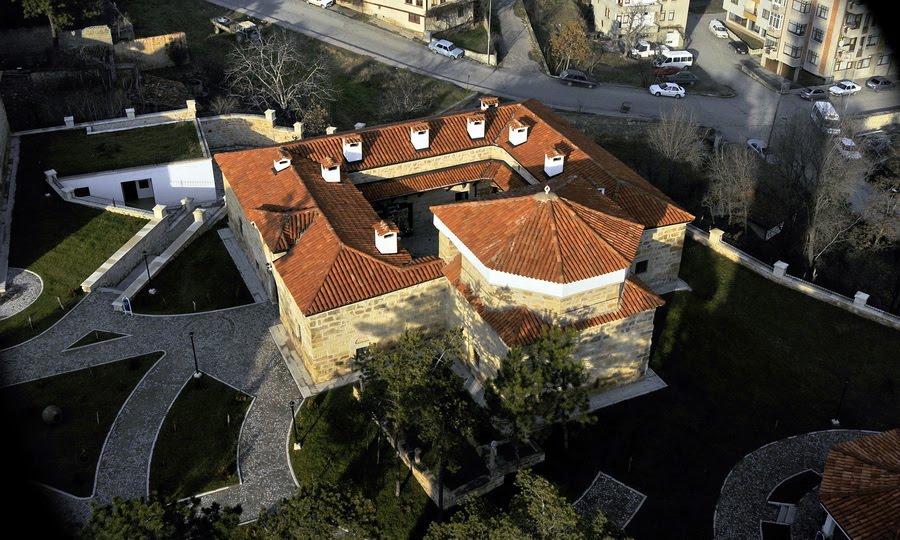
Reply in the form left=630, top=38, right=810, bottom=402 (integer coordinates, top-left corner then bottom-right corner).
left=80, top=494, right=240, bottom=540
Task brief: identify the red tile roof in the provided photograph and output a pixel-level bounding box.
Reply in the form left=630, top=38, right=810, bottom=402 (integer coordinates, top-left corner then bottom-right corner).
left=820, top=429, right=900, bottom=540
left=432, top=176, right=644, bottom=283
left=358, top=161, right=526, bottom=202
left=444, top=256, right=663, bottom=347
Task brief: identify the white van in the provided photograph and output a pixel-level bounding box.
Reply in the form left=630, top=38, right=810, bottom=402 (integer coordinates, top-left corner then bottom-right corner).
left=811, top=101, right=841, bottom=135
left=631, top=40, right=669, bottom=59
left=652, top=50, right=694, bottom=70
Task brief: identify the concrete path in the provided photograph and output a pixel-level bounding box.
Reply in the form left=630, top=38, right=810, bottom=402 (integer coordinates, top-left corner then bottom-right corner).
left=1, top=290, right=300, bottom=526
left=494, top=0, right=542, bottom=77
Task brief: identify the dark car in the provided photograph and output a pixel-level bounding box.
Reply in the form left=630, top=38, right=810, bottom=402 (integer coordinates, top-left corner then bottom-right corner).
left=652, top=65, right=681, bottom=78
left=664, top=71, right=700, bottom=85
left=728, top=40, right=749, bottom=54
left=866, top=76, right=895, bottom=91
left=558, top=69, right=598, bottom=88
left=799, top=87, right=829, bottom=100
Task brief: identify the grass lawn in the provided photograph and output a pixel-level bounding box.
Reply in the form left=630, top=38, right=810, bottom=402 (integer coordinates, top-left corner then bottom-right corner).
left=437, top=23, right=493, bottom=55
left=130, top=223, right=253, bottom=314
left=0, top=137, right=147, bottom=349
left=536, top=238, right=899, bottom=539
left=150, top=375, right=252, bottom=498
left=290, top=386, right=436, bottom=538
left=66, top=330, right=128, bottom=350
left=117, top=0, right=471, bottom=128
left=1, top=353, right=162, bottom=496
left=29, top=122, right=203, bottom=177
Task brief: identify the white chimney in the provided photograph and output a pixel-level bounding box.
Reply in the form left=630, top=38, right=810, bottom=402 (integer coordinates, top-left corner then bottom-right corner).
left=342, top=135, right=363, bottom=163
left=509, top=119, right=528, bottom=146
left=480, top=96, right=499, bottom=110
left=410, top=123, right=430, bottom=150
left=374, top=220, right=399, bottom=254
left=354, top=122, right=366, bottom=130
left=467, top=114, right=486, bottom=139
left=544, top=151, right=564, bottom=177
left=597, top=186, right=606, bottom=195
left=320, top=156, right=340, bottom=183
left=273, top=150, right=292, bottom=172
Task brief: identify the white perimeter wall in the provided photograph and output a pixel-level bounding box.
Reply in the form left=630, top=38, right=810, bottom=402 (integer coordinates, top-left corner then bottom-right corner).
left=59, top=158, right=216, bottom=206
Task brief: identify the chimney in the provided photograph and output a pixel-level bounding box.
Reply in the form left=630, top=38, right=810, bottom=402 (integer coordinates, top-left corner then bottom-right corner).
left=273, top=149, right=292, bottom=173
left=342, top=134, right=363, bottom=163
left=374, top=220, right=399, bottom=254
left=354, top=122, right=366, bottom=130
left=319, top=156, right=340, bottom=182
left=508, top=119, right=528, bottom=146
left=544, top=151, right=565, bottom=177
left=479, top=96, right=499, bottom=110
left=410, top=122, right=430, bottom=150
left=466, top=113, right=486, bottom=139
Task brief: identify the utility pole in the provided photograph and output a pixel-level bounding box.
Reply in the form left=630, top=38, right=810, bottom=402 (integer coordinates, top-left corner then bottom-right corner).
left=486, top=0, right=492, bottom=61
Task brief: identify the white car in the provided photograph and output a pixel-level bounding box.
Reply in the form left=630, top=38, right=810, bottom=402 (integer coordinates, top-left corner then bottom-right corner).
left=307, top=0, right=334, bottom=6
left=835, top=137, right=862, bottom=160
left=746, top=138, right=777, bottom=163
left=428, top=39, right=464, bottom=59
left=709, top=19, right=728, bottom=39
left=829, top=80, right=861, bottom=96
left=649, top=82, right=685, bottom=98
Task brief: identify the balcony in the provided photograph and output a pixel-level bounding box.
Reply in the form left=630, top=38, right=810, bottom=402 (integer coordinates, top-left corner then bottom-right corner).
left=618, top=0, right=657, bottom=6
left=845, top=1, right=865, bottom=14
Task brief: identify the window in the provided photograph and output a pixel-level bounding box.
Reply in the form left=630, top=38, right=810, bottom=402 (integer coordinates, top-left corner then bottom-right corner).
left=867, top=35, right=879, bottom=47
left=787, top=20, right=807, bottom=36
left=762, top=9, right=770, bottom=19
left=834, top=61, right=847, bottom=71
left=457, top=6, right=463, bottom=17
left=769, top=13, right=782, bottom=30
left=408, top=13, right=420, bottom=23
left=73, top=187, right=90, bottom=197
left=668, top=10, right=675, bottom=21
left=807, top=50, right=818, bottom=65
left=857, top=57, right=870, bottom=69
left=878, top=53, right=892, bottom=65
left=634, top=260, right=649, bottom=275
left=730, top=0, right=738, bottom=4
left=791, top=0, right=810, bottom=14
left=816, top=5, right=828, bottom=19
left=812, top=27, right=824, bottom=42
left=455, top=191, right=469, bottom=201
left=473, top=348, right=481, bottom=366
left=784, top=44, right=801, bottom=58
left=844, top=13, right=861, bottom=29
left=405, top=0, right=412, bottom=4
left=137, top=179, right=150, bottom=189
left=660, top=3, right=665, bottom=13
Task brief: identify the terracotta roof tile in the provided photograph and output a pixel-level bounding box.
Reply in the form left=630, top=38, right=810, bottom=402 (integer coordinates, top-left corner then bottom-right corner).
left=820, top=429, right=900, bottom=540
left=358, top=161, right=526, bottom=202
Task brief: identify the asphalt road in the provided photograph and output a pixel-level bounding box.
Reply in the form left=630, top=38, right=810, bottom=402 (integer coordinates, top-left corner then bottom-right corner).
left=208, top=0, right=899, bottom=143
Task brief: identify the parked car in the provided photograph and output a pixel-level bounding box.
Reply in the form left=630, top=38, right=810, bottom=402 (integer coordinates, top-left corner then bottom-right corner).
left=709, top=19, right=728, bottom=38
left=835, top=137, right=862, bottom=160
left=664, top=71, right=700, bottom=85
left=307, top=0, right=334, bottom=6
left=649, top=82, right=685, bottom=98
left=866, top=76, right=895, bottom=92
left=747, top=138, right=777, bottom=163
left=728, top=40, right=749, bottom=54
left=829, top=80, right=861, bottom=96
left=428, top=39, right=464, bottom=59
left=799, top=87, right=829, bottom=101
left=652, top=66, right=682, bottom=77
left=631, top=40, right=669, bottom=59
left=558, top=69, right=598, bottom=88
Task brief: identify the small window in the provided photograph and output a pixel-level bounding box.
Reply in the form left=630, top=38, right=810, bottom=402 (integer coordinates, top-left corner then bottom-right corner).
left=878, top=53, right=891, bottom=65
left=867, top=35, right=879, bottom=47
left=807, top=50, right=818, bottom=65
left=455, top=191, right=469, bottom=201
left=812, top=28, right=824, bottom=42
left=668, top=10, right=675, bottom=21
left=635, top=260, right=649, bottom=274
left=816, top=5, right=828, bottom=19
left=473, top=348, right=481, bottom=366
left=409, top=13, right=420, bottom=23
left=416, top=0, right=422, bottom=6
left=457, top=7, right=463, bottom=17
left=856, top=57, right=870, bottom=69
left=137, top=179, right=150, bottom=189
left=73, top=187, right=90, bottom=197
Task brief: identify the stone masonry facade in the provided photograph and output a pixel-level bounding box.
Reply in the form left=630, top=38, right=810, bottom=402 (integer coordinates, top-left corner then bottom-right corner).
left=633, top=223, right=687, bottom=291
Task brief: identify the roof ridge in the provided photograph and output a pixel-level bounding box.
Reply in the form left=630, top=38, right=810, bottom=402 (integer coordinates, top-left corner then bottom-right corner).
left=835, top=445, right=900, bottom=474
left=553, top=196, right=631, bottom=270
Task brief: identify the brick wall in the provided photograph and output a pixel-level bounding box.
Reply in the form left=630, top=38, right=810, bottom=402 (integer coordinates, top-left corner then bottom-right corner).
left=633, top=223, right=687, bottom=292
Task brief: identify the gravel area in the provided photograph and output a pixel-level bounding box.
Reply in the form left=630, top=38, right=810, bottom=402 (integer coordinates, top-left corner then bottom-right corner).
left=714, top=430, right=875, bottom=539
left=573, top=470, right=646, bottom=529
left=0, top=268, right=43, bottom=319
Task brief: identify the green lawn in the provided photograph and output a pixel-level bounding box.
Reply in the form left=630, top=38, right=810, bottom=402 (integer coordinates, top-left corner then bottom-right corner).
left=0, top=136, right=147, bottom=349
left=67, top=330, right=128, bottom=350
left=437, top=23, right=493, bottom=54
left=536, top=238, right=899, bottom=539
left=1, top=353, right=162, bottom=496
left=150, top=376, right=252, bottom=498
left=130, top=223, right=253, bottom=314
left=28, top=122, right=203, bottom=177
left=289, top=387, right=436, bottom=538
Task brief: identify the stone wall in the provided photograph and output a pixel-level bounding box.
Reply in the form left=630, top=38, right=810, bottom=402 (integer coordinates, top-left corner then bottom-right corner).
left=350, top=146, right=540, bottom=185
left=633, top=223, right=687, bottom=292
left=375, top=181, right=483, bottom=234
left=58, top=25, right=113, bottom=50
left=303, top=279, right=450, bottom=383
left=0, top=98, right=8, bottom=189
left=448, top=286, right=510, bottom=383
left=199, top=114, right=303, bottom=150
left=0, top=26, right=52, bottom=60
left=438, top=231, right=460, bottom=262
left=113, top=32, right=186, bottom=69
left=573, top=309, right=656, bottom=383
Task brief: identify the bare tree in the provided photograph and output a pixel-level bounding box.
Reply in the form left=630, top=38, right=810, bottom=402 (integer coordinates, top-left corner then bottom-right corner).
left=378, top=70, right=435, bottom=121
left=704, top=145, right=758, bottom=230
left=225, top=29, right=335, bottom=121
left=860, top=176, right=900, bottom=250
left=617, top=5, right=655, bottom=58
left=548, top=19, right=592, bottom=72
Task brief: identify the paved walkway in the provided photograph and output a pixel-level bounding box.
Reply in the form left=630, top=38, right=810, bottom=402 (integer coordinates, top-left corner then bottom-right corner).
left=574, top=469, right=646, bottom=529
left=713, top=429, right=874, bottom=540
left=0, top=290, right=300, bottom=527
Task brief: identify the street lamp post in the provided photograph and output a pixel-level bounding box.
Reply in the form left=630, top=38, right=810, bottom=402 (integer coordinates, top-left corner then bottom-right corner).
left=830, top=379, right=850, bottom=426
left=486, top=0, right=492, bottom=62
left=142, top=250, right=156, bottom=294
left=289, top=400, right=301, bottom=450
left=188, top=331, right=201, bottom=378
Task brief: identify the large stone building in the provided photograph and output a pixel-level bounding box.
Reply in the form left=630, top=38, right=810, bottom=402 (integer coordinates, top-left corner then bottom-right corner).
left=335, top=0, right=473, bottom=36
left=214, top=98, right=693, bottom=390
left=723, top=0, right=895, bottom=82
left=591, top=0, right=689, bottom=48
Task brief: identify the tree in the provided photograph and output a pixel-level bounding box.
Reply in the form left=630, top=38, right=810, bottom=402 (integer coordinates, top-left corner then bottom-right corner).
left=225, top=29, right=335, bottom=122
left=486, top=327, right=596, bottom=451
left=15, top=0, right=101, bottom=36
left=703, top=144, right=758, bottom=231
left=647, top=107, right=704, bottom=190
left=379, top=70, right=436, bottom=121
left=241, top=482, right=377, bottom=539
left=79, top=494, right=241, bottom=540
left=426, top=470, right=630, bottom=540
left=549, top=19, right=592, bottom=72
left=617, top=5, right=655, bottom=59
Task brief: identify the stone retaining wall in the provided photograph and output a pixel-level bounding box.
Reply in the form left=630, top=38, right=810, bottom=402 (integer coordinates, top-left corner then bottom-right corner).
left=58, top=25, right=113, bottom=50
left=198, top=113, right=303, bottom=150
left=113, top=32, right=186, bottom=69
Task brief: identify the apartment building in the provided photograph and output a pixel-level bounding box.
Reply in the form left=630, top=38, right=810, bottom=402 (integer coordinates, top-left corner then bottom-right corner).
left=336, top=0, right=473, bottom=35
left=592, top=0, right=689, bottom=48
left=723, top=0, right=895, bottom=82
